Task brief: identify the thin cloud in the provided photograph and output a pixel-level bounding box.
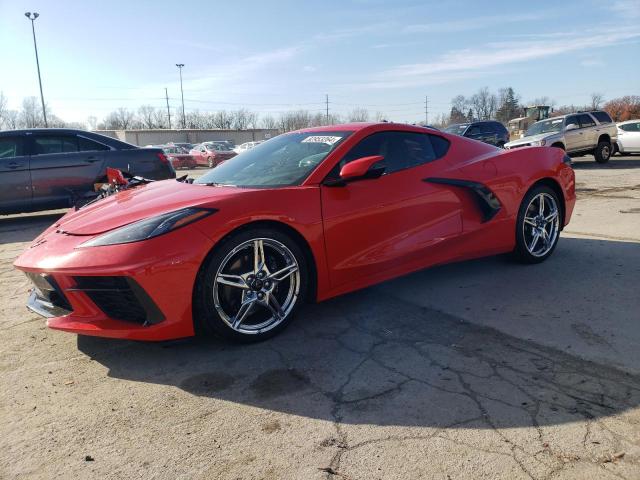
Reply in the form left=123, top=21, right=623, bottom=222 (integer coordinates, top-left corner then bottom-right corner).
left=359, top=27, right=640, bottom=89
left=402, top=12, right=547, bottom=34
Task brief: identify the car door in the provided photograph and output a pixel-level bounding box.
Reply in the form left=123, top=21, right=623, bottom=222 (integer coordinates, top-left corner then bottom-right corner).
left=28, top=132, right=106, bottom=209
left=563, top=115, right=582, bottom=152
left=619, top=122, right=640, bottom=151
left=321, top=130, right=463, bottom=289
left=577, top=113, right=597, bottom=150
left=0, top=135, right=31, bottom=213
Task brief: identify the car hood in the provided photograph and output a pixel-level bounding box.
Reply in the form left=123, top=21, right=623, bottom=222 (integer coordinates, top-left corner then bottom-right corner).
left=55, top=179, right=244, bottom=235
left=506, top=132, right=556, bottom=147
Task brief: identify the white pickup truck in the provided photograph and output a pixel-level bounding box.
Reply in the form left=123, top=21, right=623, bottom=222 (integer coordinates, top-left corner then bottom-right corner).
left=504, top=110, right=617, bottom=163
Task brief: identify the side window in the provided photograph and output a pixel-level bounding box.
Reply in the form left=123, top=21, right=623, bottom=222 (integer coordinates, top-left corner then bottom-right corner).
left=577, top=114, right=596, bottom=128
left=479, top=124, right=494, bottom=134
left=333, top=131, right=449, bottom=177
left=0, top=137, right=24, bottom=159
left=33, top=136, right=79, bottom=155
left=466, top=125, right=482, bottom=137
left=78, top=137, right=109, bottom=152
left=620, top=123, right=639, bottom=132
left=565, top=116, right=579, bottom=129
left=591, top=111, right=612, bottom=124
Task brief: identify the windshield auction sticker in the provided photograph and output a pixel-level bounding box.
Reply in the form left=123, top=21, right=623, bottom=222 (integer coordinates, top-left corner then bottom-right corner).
left=301, top=136, right=342, bottom=145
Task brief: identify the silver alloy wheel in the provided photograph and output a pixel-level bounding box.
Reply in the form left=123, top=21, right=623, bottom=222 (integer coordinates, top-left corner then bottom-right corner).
left=213, top=238, right=300, bottom=334
left=523, top=192, right=560, bottom=258
left=602, top=144, right=611, bottom=160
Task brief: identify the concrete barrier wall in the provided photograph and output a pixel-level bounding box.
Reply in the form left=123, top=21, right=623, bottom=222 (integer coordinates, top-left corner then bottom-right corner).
left=96, top=129, right=279, bottom=146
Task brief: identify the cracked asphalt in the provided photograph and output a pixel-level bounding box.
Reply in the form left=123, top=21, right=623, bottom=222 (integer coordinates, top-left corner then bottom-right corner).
left=1, top=155, right=639, bottom=479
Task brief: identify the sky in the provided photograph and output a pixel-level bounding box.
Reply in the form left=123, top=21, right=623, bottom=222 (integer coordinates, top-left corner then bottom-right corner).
left=1, top=0, right=639, bottom=125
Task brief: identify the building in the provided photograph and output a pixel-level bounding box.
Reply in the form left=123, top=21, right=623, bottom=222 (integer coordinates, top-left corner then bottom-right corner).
left=96, top=128, right=279, bottom=146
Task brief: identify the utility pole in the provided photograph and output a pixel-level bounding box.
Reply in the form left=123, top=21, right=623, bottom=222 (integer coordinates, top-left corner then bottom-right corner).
left=424, top=96, right=429, bottom=125
left=165, top=88, right=172, bottom=129
left=325, top=94, right=329, bottom=125
left=176, top=64, right=186, bottom=128
left=24, top=12, right=47, bottom=127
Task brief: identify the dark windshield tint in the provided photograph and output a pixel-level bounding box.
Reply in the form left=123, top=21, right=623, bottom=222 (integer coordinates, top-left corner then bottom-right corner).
left=194, top=131, right=352, bottom=187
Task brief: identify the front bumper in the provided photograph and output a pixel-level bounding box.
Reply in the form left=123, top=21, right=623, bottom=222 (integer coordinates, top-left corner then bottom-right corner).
left=15, top=223, right=216, bottom=340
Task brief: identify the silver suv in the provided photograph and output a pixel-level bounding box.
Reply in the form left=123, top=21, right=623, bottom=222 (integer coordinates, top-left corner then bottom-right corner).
left=504, top=111, right=617, bottom=163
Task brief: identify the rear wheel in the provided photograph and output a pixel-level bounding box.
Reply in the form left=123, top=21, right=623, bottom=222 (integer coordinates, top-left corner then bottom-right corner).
left=194, top=228, right=307, bottom=342
left=594, top=141, right=611, bottom=163
left=513, top=186, right=562, bottom=264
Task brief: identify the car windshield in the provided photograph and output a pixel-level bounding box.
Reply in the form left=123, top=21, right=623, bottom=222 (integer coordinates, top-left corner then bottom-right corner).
left=525, top=118, right=563, bottom=137
left=194, top=131, right=352, bottom=187
left=444, top=124, right=469, bottom=135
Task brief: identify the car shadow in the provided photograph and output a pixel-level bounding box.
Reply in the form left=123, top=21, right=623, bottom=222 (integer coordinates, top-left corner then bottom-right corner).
left=78, top=236, right=640, bottom=430
left=572, top=155, right=640, bottom=169
left=0, top=211, right=64, bottom=245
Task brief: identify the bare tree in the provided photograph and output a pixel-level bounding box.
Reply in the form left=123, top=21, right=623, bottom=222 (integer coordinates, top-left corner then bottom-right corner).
left=232, top=108, right=252, bottom=130
left=261, top=115, right=278, bottom=129
left=590, top=93, right=604, bottom=110
left=20, top=97, right=45, bottom=128
left=0, top=92, right=7, bottom=128
left=374, top=111, right=387, bottom=122
left=212, top=110, right=234, bottom=129
left=103, top=107, right=136, bottom=130
left=138, top=105, right=157, bottom=129
left=470, top=87, right=498, bottom=120
left=347, top=107, right=370, bottom=122
left=4, top=110, right=19, bottom=129
left=87, top=116, right=98, bottom=131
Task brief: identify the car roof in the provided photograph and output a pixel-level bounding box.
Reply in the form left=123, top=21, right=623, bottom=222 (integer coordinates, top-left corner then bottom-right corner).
left=0, top=128, right=137, bottom=149
left=295, top=122, right=441, bottom=134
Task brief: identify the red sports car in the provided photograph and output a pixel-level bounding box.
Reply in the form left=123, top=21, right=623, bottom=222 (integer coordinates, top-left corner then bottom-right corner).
left=190, top=143, right=237, bottom=168
left=162, top=145, right=197, bottom=170
left=14, top=123, right=575, bottom=342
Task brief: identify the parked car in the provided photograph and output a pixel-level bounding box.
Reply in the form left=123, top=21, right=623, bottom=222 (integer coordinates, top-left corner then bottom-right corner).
left=173, top=142, right=194, bottom=151
left=505, top=111, right=617, bottom=163
left=0, top=128, right=175, bottom=215
left=614, top=119, right=640, bottom=155
left=190, top=142, right=237, bottom=168
left=15, top=122, right=575, bottom=342
left=444, top=121, right=509, bottom=148
left=161, top=144, right=197, bottom=169
left=234, top=141, right=263, bottom=154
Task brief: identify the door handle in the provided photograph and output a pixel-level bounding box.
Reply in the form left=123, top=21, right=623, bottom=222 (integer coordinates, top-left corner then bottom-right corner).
left=7, top=162, right=20, bottom=169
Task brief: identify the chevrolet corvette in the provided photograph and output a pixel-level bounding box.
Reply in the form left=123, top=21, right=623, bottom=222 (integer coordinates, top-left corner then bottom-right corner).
left=14, top=122, right=576, bottom=342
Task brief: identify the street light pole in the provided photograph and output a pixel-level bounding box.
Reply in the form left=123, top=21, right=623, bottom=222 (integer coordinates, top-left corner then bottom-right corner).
left=176, top=63, right=186, bottom=129
left=25, top=12, right=47, bottom=127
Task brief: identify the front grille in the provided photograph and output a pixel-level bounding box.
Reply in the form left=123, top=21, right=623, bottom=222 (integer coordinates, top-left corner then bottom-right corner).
left=72, top=276, right=164, bottom=325
left=508, top=143, right=530, bottom=149
left=25, top=272, right=72, bottom=316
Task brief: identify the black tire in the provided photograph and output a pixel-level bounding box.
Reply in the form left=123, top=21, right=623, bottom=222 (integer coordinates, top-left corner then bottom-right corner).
left=513, top=185, right=562, bottom=264
left=207, top=157, right=214, bottom=168
left=551, top=143, right=565, bottom=150
left=594, top=141, right=611, bottom=163
left=194, top=227, right=308, bottom=342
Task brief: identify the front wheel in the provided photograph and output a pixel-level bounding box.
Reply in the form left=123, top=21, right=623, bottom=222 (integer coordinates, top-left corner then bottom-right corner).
left=513, top=186, right=562, bottom=264
left=594, top=141, right=611, bottom=163
left=194, top=228, right=307, bottom=342
left=207, top=157, right=214, bottom=168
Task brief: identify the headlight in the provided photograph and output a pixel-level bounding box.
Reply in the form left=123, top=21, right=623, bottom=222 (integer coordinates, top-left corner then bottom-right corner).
left=531, top=139, right=547, bottom=147
left=80, top=208, right=216, bottom=247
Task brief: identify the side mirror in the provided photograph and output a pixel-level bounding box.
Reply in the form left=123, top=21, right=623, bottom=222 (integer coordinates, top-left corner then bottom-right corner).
left=565, top=123, right=578, bottom=131
left=339, top=155, right=385, bottom=181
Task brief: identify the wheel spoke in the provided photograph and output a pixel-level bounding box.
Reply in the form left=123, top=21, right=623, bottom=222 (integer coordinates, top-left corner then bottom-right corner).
left=253, top=240, right=266, bottom=273
left=232, top=299, right=255, bottom=329
left=545, top=211, right=558, bottom=223
left=524, top=217, right=537, bottom=227
left=528, top=231, right=540, bottom=252
left=217, top=273, right=249, bottom=290
left=265, top=294, right=284, bottom=320
left=538, top=195, right=545, bottom=216
left=269, top=263, right=298, bottom=282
